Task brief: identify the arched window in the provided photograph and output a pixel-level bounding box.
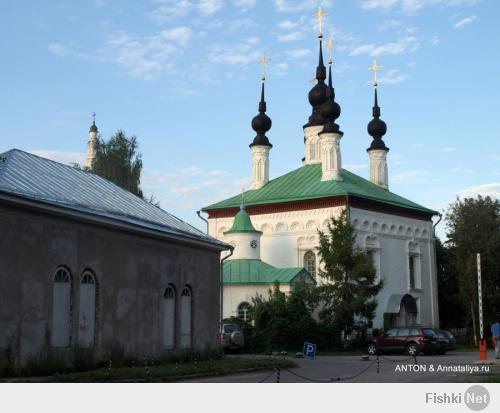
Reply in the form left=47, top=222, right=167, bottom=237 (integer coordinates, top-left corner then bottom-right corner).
left=310, top=142, right=316, bottom=160
left=304, top=251, right=316, bottom=279
left=51, top=267, right=71, bottom=347
left=238, top=302, right=251, bottom=322
left=79, top=270, right=96, bottom=348
left=180, top=286, right=192, bottom=350
left=162, top=285, right=176, bottom=350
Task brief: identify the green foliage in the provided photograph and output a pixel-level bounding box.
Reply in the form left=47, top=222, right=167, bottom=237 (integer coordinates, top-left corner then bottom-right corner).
left=445, top=195, right=500, bottom=337
left=248, top=282, right=319, bottom=352
left=316, top=209, right=383, bottom=335
left=92, top=130, right=143, bottom=197
left=436, top=238, right=464, bottom=328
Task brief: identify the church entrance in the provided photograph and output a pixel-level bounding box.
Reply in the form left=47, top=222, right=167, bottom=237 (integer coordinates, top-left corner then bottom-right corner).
left=393, top=294, right=418, bottom=327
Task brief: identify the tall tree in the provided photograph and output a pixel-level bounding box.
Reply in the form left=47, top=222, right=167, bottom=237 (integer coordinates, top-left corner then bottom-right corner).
left=316, top=209, right=383, bottom=335
left=445, top=196, right=500, bottom=342
left=436, top=239, right=464, bottom=328
left=92, top=130, right=143, bottom=198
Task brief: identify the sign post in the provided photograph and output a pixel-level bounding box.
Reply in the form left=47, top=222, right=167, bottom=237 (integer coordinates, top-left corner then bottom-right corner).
left=477, top=253, right=487, bottom=361
left=303, top=342, right=316, bottom=360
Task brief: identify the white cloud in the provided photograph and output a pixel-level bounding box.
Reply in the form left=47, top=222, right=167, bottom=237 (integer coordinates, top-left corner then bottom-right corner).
left=273, top=62, right=289, bottom=76
left=209, top=38, right=262, bottom=65
left=350, top=36, right=420, bottom=57
left=359, top=0, right=478, bottom=15
left=457, top=183, right=500, bottom=199
left=287, top=48, right=311, bottom=58
left=277, top=31, right=304, bottom=43
left=48, top=43, right=72, bottom=57
left=453, top=14, right=477, bottom=29
left=232, top=0, right=257, bottom=8
left=150, top=0, right=193, bottom=21
left=30, top=150, right=86, bottom=166
left=278, top=20, right=299, bottom=30
left=275, top=0, right=333, bottom=12
left=378, top=19, right=403, bottom=31
left=378, top=69, right=410, bottom=84
left=199, top=0, right=224, bottom=14
left=104, top=27, right=193, bottom=79
left=392, top=170, right=430, bottom=184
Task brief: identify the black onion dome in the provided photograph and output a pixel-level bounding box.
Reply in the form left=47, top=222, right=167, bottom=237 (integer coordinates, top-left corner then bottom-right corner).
left=304, top=38, right=328, bottom=128
left=320, top=65, right=342, bottom=135
left=250, top=82, right=273, bottom=148
left=367, top=87, right=389, bottom=152
left=89, top=121, right=98, bottom=133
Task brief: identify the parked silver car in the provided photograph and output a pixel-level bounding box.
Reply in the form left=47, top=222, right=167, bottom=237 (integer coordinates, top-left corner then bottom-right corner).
left=220, top=324, right=244, bottom=352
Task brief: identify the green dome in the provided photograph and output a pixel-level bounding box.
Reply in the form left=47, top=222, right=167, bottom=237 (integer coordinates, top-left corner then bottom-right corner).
left=224, top=205, right=262, bottom=235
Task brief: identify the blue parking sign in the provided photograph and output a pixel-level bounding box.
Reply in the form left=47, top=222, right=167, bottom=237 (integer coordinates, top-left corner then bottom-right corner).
left=303, top=342, right=316, bottom=360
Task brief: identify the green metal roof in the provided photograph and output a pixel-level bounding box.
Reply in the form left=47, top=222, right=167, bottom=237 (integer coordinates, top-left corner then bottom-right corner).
left=223, top=206, right=261, bottom=234
left=223, top=259, right=313, bottom=285
left=203, top=163, right=436, bottom=214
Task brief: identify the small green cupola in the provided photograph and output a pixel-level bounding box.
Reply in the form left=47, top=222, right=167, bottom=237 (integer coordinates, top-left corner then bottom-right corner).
left=224, top=205, right=262, bottom=235
left=223, top=204, right=262, bottom=260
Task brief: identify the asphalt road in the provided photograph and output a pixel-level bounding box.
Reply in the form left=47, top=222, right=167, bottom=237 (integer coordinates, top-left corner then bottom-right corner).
left=181, top=351, right=500, bottom=383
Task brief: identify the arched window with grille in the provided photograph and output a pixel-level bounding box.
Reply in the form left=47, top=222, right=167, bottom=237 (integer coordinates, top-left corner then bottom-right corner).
left=162, top=285, right=176, bottom=350
left=304, top=251, right=316, bottom=279
left=51, top=267, right=72, bottom=347
left=237, top=302, right=251, bottom=322
left=79, top=270, right=96, bottom=348
left=180, top=286, right=192, bottom=349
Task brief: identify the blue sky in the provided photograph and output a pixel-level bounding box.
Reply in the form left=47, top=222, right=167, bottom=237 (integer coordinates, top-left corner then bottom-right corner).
left=0, top=0, right=498, bottom=238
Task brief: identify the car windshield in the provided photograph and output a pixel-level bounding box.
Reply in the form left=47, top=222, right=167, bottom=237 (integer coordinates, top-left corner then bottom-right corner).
left=443, top=331, right=455, bottom=340
left=223, top=325, right=241, bottom=333
left=422, top=328, right=437, bottom=337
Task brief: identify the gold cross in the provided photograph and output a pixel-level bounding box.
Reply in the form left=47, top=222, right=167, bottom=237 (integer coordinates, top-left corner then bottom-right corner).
left=92, top=112, right=96, bottom=123
left=368, top=59, right=383, bottom=86
left=258, top=53, right=271, bottom=81
left=309, top=72, right=317, bottom=85
left=314, top=5, right=327, bottom=38
left=326, top=34, right=336, bottom=65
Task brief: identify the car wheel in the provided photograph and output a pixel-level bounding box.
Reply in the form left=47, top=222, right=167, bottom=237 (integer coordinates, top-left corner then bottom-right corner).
left=406, top=343, right=418, bottom=356
left=367, top=342, right=377, bottom=356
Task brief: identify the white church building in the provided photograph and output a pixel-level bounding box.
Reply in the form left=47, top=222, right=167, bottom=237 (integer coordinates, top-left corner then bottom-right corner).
left=203, top=18, right=440, bottom=330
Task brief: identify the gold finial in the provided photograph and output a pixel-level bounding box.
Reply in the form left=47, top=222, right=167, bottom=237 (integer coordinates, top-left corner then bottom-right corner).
left=258, top=53, right=271, bottom=81
left=309, top=72, right=317, bottom=85
left=326, top=34, right=335, bottom=65
left=314, top=5, right=328, bottom=39
left=368, top=59, right=383, bottom=87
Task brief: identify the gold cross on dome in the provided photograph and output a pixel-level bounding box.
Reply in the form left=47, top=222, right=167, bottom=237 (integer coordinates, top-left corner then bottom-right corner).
left=309, top=72, right=317, bottom=85
left=258, top=53, right=271, bottom=81
left=368, top=59, right=383, bottom=86
left=314, top=6, right=328, bottom=38
left=326, top=34, right=336, bottom=65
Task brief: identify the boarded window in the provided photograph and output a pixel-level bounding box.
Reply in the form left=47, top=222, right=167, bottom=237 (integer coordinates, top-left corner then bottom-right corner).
left=79, top=271, right=96, bottom=348
left=180, top=287, right=192, bottom=350
left=51, top=268, right=71, bottom=347
left=163, top=285, right=176, bottom=350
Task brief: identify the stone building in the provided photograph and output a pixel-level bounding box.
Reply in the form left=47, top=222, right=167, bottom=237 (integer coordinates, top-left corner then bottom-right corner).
left=0, top=149, right=228, bottom=366
left=202, top=19, right=440, bottom=329
left=221, top=203, right=314, bottom=320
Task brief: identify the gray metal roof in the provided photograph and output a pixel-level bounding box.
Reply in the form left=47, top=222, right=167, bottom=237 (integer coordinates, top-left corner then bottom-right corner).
left=0, top=149, right=227, bottom=249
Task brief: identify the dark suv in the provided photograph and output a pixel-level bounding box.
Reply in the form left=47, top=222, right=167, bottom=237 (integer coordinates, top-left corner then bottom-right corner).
left=366, top=327, right=439, bottom=356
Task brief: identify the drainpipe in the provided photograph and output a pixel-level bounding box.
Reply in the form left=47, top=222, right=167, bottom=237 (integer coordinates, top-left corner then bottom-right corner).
left=430, top=212, right=442, bottom=327
left=220, top=247, right=234, bottom=332
left=196, top=210, right=209, bottom=234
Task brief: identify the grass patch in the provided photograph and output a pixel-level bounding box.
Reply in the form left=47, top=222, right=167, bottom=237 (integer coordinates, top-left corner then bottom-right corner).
left=478, top=375, right=500, bottom=383
left=17, top=357, right=296, bottom=382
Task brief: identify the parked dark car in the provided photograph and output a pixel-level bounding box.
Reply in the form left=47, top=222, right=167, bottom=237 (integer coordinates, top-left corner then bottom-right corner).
left=433, top=329, right=456, bottom=353
left=366, top=327, right=439, bottom=356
